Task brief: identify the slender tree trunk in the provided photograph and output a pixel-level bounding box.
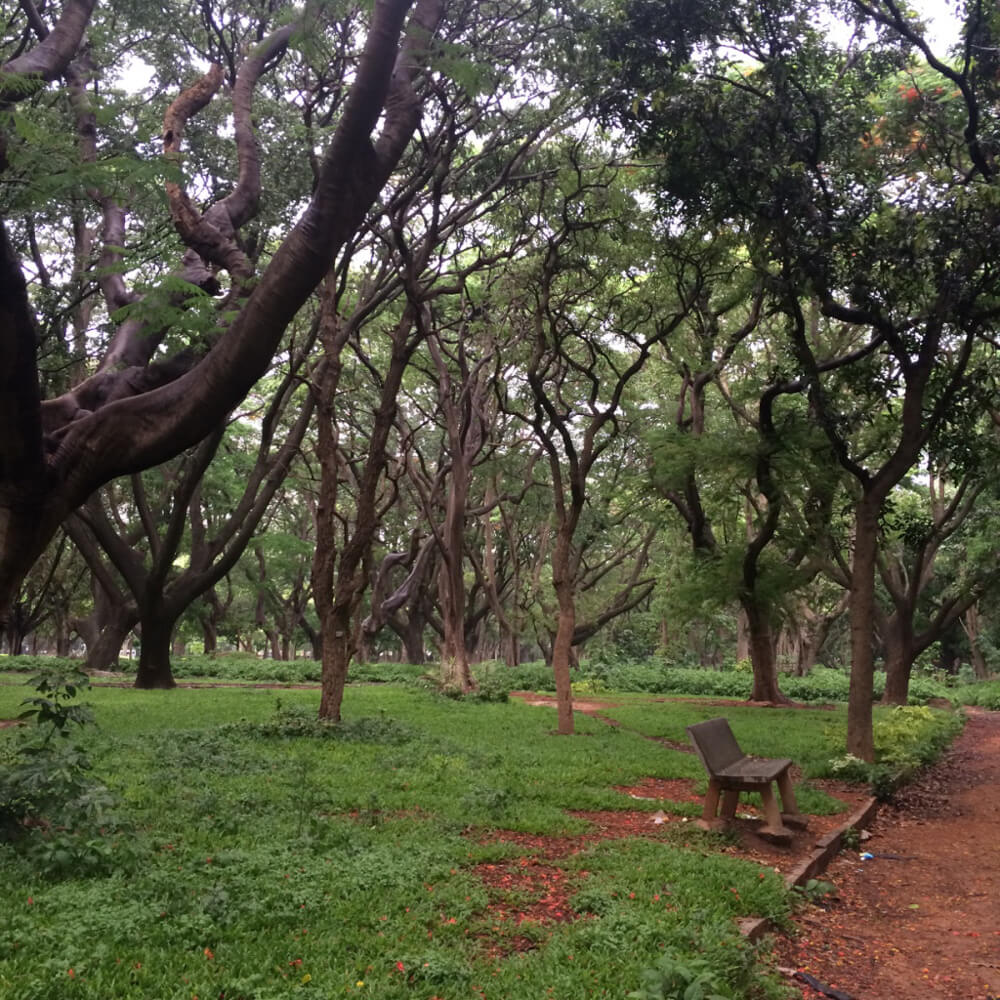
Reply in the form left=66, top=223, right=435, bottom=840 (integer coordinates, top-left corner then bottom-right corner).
left=735, top=607, right=751, bottom=663
left=962, top=605, right=990, bottom=679
left=134, top=610, right=179, bottom=689
left=202, top=616, right=218, bottom=655
left=847, top=498, right=880, bottom=761
left=551, top=527, right=576, bottom=735
left=436, top=468, right=473, bottom=691
left=742, top=597, right=788, bottom=702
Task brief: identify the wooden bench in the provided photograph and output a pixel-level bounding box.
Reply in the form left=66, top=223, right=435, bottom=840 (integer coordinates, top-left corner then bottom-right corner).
left=686, top=717, right=808, bottom=844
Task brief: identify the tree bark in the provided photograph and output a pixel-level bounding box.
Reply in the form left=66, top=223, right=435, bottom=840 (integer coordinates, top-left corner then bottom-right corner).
left=881, top=613, right=915, bottom=705
left=963, top=605, right=990, bottom=679
left=318, top=607, right=353, bottom=721
left=847, top=498, right=880, bottom=761
left=1, top=0, right=446, bottom=619
left=84, top=609, right=135, bottom=672
left=742, top=597, right=787, bottom=702
left=134, top=609, right=180, bottom=689
left=551, top=526, right=576, bottom=735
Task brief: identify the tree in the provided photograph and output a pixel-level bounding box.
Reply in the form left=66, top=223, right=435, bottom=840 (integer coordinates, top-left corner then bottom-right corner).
left=497, top=150, right=692, bottom=733
left=68, top=353, right=314, bottom=687
left=597, top=0, right=1000, bottom=759
left=0, top=0, right=448, bottom=631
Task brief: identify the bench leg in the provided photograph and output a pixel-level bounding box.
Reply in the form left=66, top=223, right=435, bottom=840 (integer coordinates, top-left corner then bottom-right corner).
left=758, top=784, right=792, bottom=844
left=696, top=779, right=723, bottom=830
left=721, top=788, right=740, bottom=821
left=777, top=771, right=809, bottom=830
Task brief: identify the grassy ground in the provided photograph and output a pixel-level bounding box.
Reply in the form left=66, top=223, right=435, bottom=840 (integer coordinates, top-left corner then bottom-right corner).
left=0, top=678, right=959, bottom=1000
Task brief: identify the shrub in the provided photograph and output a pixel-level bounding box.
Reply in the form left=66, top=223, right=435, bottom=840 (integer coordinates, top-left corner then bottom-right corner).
left=0, top=672, right=128, bottom=876
left=823, top=705, right=962, bottom=798
left=954, top=679, right=1000, bottom=710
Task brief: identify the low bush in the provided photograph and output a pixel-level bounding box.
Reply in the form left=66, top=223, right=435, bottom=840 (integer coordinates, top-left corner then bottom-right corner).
left=0, top=655, right=78, bottom=675
left=821, top=704, right=963, bottom=798
left=0, top=671, right=133, bottom=877
left=954, top=678, right=1000, bottom=710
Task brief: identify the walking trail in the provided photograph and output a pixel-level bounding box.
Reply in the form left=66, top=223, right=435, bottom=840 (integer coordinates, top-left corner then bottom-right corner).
left=774, top=708, right=1000, bottom=1000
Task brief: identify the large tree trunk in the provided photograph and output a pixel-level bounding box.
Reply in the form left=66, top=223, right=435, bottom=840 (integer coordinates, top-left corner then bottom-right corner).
left=318, top=608, right=353, bottom=721
left=397, top=614, right=426, bottom=665
left=134, top=610, right=179, bottom=689
left=881, top=613, right=915, bottom=705
left=501, top=628, right=520, bottom=668
left=5, top=622, right=25, bottom=656
left=84, top=611, right=134, bottom=672
left=55, top=623, right=71, bottom=657
left=847, top=498, right=880, bottom=761
left=1, top=0, right=446, bottom=628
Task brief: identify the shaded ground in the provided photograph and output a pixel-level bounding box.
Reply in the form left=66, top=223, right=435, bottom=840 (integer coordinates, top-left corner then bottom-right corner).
left=773, top=708, right=1000, bottom=1000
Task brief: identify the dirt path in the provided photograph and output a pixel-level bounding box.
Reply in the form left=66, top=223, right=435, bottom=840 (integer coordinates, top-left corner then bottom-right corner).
left=775, top=708, right=1000, bottom=1000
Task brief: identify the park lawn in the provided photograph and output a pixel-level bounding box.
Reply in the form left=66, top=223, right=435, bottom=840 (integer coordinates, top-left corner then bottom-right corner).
left=0, top=680, right=895, bottom=1000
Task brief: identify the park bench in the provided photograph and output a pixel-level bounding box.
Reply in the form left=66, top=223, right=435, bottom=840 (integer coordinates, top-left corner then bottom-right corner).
left=685, top=717, right=808, bottom=845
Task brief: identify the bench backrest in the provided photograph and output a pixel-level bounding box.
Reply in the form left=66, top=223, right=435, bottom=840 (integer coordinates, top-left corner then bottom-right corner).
left=686, top=717, right=745, bottom=776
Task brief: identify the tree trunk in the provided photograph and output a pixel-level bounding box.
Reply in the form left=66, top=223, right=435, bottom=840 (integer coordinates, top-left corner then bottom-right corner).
left=551, top=527, right=576, bottom=735
left=435, top=471, right=473, bottom=692
left=202, top=616, right=218, bottom=655
left=847, top=498, right=880, bottom=761
left=318, top=608, right=353, bottom=721
left=501, top=627, right=520, bottom=668
left=881, top=613, right=914, bottom=705
left=55, top=625, right=71, bottom=657
left=5, top=623, right=25, bottom=656
left=134, top=611, right=179, bottom=689
left=796, top=629, right=821, bottom=677
left=84, top=618, right=132, bottom=671
left=742, top=597, right=788, bottom=703
left=962, top=605, right=990, bottom=680
left=735, top=607, right=751, bottom=662
left=400, top=615, right=426, bottom=665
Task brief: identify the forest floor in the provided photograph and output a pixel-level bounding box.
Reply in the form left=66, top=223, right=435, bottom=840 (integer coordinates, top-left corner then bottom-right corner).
left=513, top=694, right=1000, bottom=1000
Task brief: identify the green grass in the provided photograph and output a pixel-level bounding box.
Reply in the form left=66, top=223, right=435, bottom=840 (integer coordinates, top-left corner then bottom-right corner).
left=0, top=672, right=964, bottom=1000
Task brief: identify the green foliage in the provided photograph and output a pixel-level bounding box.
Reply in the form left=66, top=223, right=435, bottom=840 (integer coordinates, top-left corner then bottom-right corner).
left=954, top=679, right=1000, bottom=710
left=821, top=705, right=963, bottom=797
left=568, top=660, right=954, bottom=705
left=627, top=949, right=734, bottom=1000
left=791, top=878, right=835, bottom=906
left=0, top=655, right=78, bottom=675
left=0, top=673, right=127, bottom=877
left=17, top=670, right=95, bottom=737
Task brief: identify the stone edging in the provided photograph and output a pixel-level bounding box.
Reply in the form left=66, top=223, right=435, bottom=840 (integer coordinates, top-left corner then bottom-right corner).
left=739, top=796, right=879, bottom=942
